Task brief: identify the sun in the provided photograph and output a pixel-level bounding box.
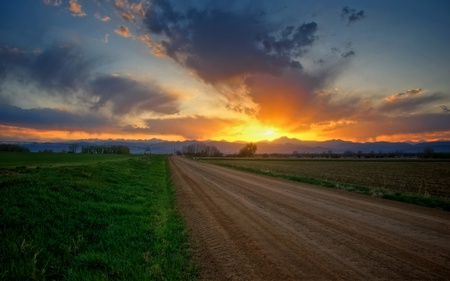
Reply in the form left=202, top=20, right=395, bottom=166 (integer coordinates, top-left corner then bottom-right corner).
left=262, top=129, right=276, bottom=138
left=220, top=122, right=284, bottom=142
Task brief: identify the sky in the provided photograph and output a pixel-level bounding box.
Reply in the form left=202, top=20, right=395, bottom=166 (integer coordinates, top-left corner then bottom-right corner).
left=0, top=0, right=449, bottom=143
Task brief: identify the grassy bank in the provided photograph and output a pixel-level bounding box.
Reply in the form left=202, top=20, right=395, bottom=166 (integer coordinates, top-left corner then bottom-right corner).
left=0, top=154, right=197, bottom=280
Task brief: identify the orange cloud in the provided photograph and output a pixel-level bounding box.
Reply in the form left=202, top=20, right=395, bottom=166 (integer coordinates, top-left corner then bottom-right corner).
left=69, top=0, right=86, bottom=17
left=385, top=88, right=424, bottom=102
left=139, top=35, right=165, bottom=56
left=115, top=25, right=132, bottom=38
left=95, top=13, right=111, bottom=22
left=115, top=0, right=124, bottom=9
left=315, top=113, right=450, bottom=142
left=122, top=11, right=134, bottom=21
left=135, top=115, right=242, bottom=140
left=0, top=125, right=183, bottom=142
left=131, top=2, right=145, bottom=17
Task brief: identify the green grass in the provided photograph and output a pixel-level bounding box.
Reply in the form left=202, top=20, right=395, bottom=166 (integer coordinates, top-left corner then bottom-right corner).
left=0, top=154, right=197, bottom=280
left=0, top=152, right=134, bottom=168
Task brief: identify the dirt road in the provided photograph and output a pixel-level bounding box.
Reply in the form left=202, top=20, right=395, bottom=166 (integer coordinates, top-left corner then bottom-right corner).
left=170, top=156, right=450, bottom=280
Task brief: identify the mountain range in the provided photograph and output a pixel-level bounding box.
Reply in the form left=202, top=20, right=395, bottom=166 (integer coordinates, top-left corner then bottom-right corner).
left=7, top=137, right=450, bottom=154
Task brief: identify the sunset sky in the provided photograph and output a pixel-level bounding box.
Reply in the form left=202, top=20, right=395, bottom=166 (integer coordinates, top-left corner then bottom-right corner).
left=1, top=0, right=449, bottom=142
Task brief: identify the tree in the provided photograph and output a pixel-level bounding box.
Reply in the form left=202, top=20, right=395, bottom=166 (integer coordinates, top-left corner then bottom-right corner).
left=238, top=142, right=257, bottom=157
left=68, top=144, right=78, bottom=153
left=421, top=147, right=435, bottom=159
left=0, top=144, right=30, bottom=152
left=181, top=143, right=222, bottom=157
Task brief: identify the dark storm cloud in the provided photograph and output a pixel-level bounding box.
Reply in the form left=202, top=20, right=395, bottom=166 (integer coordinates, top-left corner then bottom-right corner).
left=341, top=6, right=365, bottom=25
left=90, top=75, right=179, bottom=115
left=31, top=45, right=95, bottom=92
left=0, top=45, right=94, bottom=93
left=143, top=1, right=318, bottom=83
left=0, top=104, right=110, bottom=131
left=0, top=43, right=180, bottom=116
left=145, top=0, right=182, bottom=34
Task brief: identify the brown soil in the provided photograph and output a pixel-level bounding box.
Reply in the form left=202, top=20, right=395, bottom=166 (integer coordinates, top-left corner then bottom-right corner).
left=170, top=156, right=450, bottom=281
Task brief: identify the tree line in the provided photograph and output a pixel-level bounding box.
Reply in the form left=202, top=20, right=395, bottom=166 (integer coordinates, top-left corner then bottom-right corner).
left=177, top=142, right=258, bottom=157
left=81, top=145, right=130, bottom=154
left=0, top=144, right=30, bottom=152
left=176, top=143, right=223, bottom=157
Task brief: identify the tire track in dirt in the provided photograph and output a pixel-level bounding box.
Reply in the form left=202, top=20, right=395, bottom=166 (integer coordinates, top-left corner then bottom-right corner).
left=170, top=156, right=450, bottom=280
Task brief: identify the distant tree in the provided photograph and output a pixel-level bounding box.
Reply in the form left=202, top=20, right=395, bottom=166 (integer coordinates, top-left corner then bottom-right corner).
left=238, top=143, right=257, bottom=157
left=421, top=148, right=435, bottom=159
left=356, top=150, right=364, bottom=158
left=0, top=144, right=30, bottom=152
left=68, top=144, right=78, bottom=153
left=343, top=150, right=355, bottom=158
left=181, top=143, right=222, bottom=157
left=81, top=145, right=130, bottom=154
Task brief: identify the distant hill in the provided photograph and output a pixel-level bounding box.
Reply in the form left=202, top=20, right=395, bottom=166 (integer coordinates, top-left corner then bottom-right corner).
left=3, top=137, right=450, bottom=155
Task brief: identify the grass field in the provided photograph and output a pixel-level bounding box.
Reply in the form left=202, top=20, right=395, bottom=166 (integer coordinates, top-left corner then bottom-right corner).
left=201, top=158, right=450, bottom=210
left=0, top=152, right=134, bottom=168
left=0, top=153, right=197, bottom=280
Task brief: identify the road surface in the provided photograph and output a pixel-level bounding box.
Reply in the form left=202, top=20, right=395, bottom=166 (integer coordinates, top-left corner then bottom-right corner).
left=169, top=156, right=450, bottom=280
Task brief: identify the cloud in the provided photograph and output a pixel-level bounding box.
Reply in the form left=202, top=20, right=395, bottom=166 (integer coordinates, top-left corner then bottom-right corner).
left=131, top=2, right=146, bottom=17
left=0, top=104, right=111, bottom=131
left=90, top=75, right=179, bottom=115
left=319, top=113, right=450, bottom=141
left=341, top=50, right=355, bottom=58
left=440, top=105, right=450, bottom=113
left=380, top=89, right=448, bottom=114
left=128, top=115, right=241, bottom=139
left=0, top=43, right=180, bottom=117
left=143, top=1, right=318, bottom=83
left=0, top=44, right=95, bottom=93
left=69, top=0, right=86, bottom=17
left=122, top=11, right=135, bottom=21
left=103, top=34, right=110, bottom=43
left=95, top=13, right=111, bottom=22
left=115, top=25, right=132, bottom=37
left=43, top=0, right=62, bottom=6
left=138, top=35, right=164, bottom=56
left=0, top=47, right=41, bottom=79
left=114, top=0, right=146, bottom=22
left=137, top=1, right=365, bottom=133
left=31, top=45, right=95, bottom=92
left=384, top=88, right=424, bottom=102
left=243, top=59, right=360, bottom=128
left=341, top=6, right=365, bottom=25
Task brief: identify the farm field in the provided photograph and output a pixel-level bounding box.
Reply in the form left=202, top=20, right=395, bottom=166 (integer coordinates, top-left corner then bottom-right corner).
left=0, top=153, right=196, bottom=280
left=0, top=152, right=134, bottom=168
left=201, top=158, right=450, bottom=207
